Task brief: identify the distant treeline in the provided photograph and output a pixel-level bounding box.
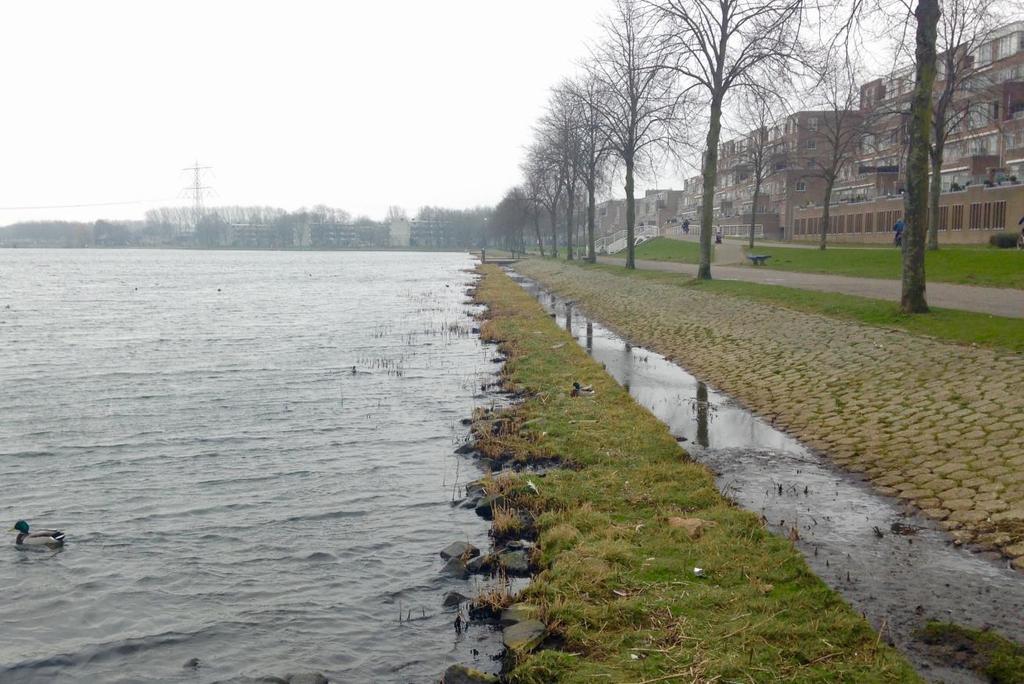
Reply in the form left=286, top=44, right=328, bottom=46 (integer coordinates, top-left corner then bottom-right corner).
left=0, top=204, right=495, bottom=250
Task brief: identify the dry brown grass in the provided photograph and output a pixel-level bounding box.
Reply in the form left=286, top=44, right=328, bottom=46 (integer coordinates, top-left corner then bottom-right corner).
left=491, top=503, right=525, bottom=538
left=472, top=569, right=515, bottom=616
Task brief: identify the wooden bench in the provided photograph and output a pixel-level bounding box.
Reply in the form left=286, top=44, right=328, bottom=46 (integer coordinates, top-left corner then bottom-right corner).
left=747, top=254, right=771, bottom=266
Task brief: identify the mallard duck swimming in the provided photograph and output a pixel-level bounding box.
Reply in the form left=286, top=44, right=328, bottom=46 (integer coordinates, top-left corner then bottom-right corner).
left=11, top=520, right=65, bottom=547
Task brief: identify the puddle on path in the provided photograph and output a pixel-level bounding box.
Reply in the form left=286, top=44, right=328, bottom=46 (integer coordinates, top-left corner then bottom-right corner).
left=511, top=273, right=1023, bottom=683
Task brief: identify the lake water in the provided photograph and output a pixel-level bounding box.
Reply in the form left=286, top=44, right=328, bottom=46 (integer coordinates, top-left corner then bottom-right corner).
left=0, top=249, right=500, bottom=683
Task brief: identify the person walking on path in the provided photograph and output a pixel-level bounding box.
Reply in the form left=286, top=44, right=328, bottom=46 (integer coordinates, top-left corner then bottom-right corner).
left=893, top=218, right=905, bottom=247
left=1018, top=216, right=1024, bottom=249
left=682, top=218, right=690, bottom=235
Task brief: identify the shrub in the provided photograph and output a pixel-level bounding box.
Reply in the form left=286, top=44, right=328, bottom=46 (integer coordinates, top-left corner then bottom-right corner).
left=988, top=232, right=1019, bottom=248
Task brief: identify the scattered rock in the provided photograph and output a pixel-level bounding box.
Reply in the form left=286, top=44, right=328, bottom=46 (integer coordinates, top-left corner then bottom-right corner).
left=500, top=603, right=540, bottom=626
left=502, top=619, right=547, bottom=652
left=496, top=549, right=531, bottom=576
left=440, top=557, right=469, bottom=579
left=667, top=517, right=717, bottom=540
left=466, top=554, right=493, bottom=574
left=441, top=664, right=498, bottom=683
left=443, top=591, right=470, bottom=607
left=474, top=494, right=506, bottom=520
left=454, top=442, right=476, bottom=455
left=182, top=657, right=200, bottom=669
left=465, top=480, right=486, bottom=498
left=440, top=542, right=480, bottom=561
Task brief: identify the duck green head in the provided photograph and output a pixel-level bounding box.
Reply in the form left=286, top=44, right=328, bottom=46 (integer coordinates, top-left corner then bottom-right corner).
left=12, top=521, right=29, bottom=534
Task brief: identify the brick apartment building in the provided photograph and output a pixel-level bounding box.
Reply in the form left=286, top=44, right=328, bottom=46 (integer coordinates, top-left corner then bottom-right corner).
left=596, top=189, right=686, bottom=238
left=599, top=20, right=1024, bottom=244
left=792, top=20, right=1024, bottom=243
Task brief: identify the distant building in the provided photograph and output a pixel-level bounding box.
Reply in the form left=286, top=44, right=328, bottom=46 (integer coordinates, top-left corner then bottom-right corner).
left=310, top=222, right=359, bottom=247
left=636, top=189, right=685, bottom=231
left=389, top=218, right=411, bottom=247
left=230, top=223, right=272, bottom=248
left=595, top=199, right=626, bottom=237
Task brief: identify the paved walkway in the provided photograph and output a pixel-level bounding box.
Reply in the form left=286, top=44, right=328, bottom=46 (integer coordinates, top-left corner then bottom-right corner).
left=518, top=259, right=1024, bottom=568
left=597, top=256, right=1024, bottom=319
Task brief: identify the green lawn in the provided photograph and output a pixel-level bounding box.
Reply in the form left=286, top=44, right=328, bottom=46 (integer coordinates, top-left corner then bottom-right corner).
left=615, top=236, right=710, bottom=263
left=585, top=262, right=1024, bottom=353
left=748, top=245, right=1024, bottom=289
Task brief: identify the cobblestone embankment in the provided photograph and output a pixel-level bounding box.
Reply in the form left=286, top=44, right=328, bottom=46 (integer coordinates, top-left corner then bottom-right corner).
left=517, top=259, right=1024, bottom=569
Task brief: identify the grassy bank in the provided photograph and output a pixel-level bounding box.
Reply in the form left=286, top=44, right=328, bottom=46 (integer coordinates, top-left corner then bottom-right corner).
left=743, top=245, right=1024, bottom=289
left=615, top=240, right=1024, bottom=289
left=585, top=263, right=1024, bottom=353
left=473, top=265, right=916, bottom=683
left=615, top=236, right=709, bottom=263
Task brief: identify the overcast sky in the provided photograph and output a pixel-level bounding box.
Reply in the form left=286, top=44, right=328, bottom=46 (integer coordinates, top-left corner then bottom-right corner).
left=0, top=0, right=665, bottom=225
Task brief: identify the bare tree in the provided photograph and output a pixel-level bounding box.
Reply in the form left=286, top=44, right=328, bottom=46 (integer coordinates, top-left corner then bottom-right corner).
left=833, top=0, right=941, bottom=311
left=927, top=0, right=1003, bottom=250
left=653, top=0, right=805, bottom=279
left=520, top=165, right=547, bottom=256
left=733, top=91, right=780, bottom=248
left=525, top=143, right=565, bottom=257
left=803, top=56, right=869, bottom=250
left=588, top=0, right=683, bottom=269
left=900, top=0, right=941, bottom=313
left=565, top=75, right=614, bottom=262
left=540, top=86, right=587, bottom=261
left=492, top=187, right=532, bottom=253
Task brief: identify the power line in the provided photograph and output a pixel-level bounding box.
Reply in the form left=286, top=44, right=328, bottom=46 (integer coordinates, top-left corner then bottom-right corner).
left=182, top=160, right=213, bottom=228
left=0, top=198, right=178, bottom=211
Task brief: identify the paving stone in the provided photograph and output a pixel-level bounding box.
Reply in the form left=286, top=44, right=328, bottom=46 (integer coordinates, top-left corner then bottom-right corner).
left=949, top=509, right=990, bottom=524
left=518, top=261, right=1024, bottom=564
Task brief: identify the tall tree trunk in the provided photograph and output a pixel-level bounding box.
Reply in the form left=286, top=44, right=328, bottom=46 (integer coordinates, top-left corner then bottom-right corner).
left=820, top=182, right=834, bottom=250
left=587, top=181, right=596, bottom=263
left=749, top=181, right=761, bottom=249
left=565, top=186, right=575, bottom=261
left=625, top=156, right=636, bottom=270
left=928, top=142, right=943, bottom=251
left=698, top=94, right=724, bottom=280
left=903, top=0, right=939, bottom=313
left=533, top=213, right=545, bottom=256
left=550, top=209, right=559, bottom=258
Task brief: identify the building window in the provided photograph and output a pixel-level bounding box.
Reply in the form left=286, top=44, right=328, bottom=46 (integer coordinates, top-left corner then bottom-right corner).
left=806, top=139, right=816, bottom=149
left=796, top=181, right=807, bottom=191
left=808, top=117, right=819, bottom=131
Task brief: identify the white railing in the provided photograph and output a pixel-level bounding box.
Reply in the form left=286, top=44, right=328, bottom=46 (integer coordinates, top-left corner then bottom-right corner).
left=662, top=225, right=701, bottom=239
left=596, top=225, right=660, bottom=254
left=718, top=223, right=764, bottom=238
